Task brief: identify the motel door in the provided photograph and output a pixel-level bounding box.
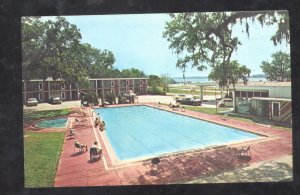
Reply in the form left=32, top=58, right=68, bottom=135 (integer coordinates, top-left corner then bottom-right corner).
left=261, top=100, right=270, bottom=118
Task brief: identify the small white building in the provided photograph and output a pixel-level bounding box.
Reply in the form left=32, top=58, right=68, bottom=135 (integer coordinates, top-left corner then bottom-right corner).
left=232, top=82, right=291, bottom=124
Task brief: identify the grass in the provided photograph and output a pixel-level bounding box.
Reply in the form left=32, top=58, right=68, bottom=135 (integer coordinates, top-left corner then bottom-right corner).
left=168, top=88, right=221, bottom=95
left=271, top=125, right=292, bottom=131
left=24, top=131, right=65, bottom=187
left=23, top=108, right=71, bottom=126
left=219, top=114, right=292, bottom=131
left=184, top=105, right=230, bottom=115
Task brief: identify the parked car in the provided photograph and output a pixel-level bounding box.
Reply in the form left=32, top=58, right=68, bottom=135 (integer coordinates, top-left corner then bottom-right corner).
left=175, top=94, right=186, bottom=101
left=49, top=97, right=62, bottom=104
left=26, top=98, right=38, bottom=106
left=176, top=97, right=202, bottom=106
left=217, top=98, right=233, bottom=107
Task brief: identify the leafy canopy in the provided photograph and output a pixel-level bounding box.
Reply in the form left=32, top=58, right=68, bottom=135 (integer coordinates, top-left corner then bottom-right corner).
left=163, top=11, right=289, bottom=88
left=164, top=11, right=289, bottom=69
left=22, top=17, right=146, bottom=84
left=260, top=51, right=291, bottom=82
left=209, top=60, right=251, bottom=90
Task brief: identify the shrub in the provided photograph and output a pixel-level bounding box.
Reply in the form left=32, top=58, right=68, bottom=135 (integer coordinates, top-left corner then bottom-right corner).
left=148, top=87, right=166, bottom=95
left=81, top=91, right=98, bottom=106
left=104, top=92, right=116, bottom=104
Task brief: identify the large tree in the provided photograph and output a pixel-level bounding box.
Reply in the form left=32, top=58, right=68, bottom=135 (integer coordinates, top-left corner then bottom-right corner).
left=260, top=51, right=291, bottom=81
left=22, top=17, right=84, bottom=81
left=209, top=61, right=251, bottom=91
left=163, top=11, right=289, bottom=87
left=160, top=73, right=172, bottom=92
left=22, top=17, right=116, bottom=83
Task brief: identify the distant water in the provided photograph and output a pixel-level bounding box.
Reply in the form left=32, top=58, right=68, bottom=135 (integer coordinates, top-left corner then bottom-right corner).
left=173, top=77, right=266, bottom=83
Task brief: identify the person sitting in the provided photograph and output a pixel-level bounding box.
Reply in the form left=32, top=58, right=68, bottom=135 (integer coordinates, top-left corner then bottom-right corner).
left=169, top=101, right=179, bottom=110
left=94, top=118, right=100, bottom=126
left=74, top=140, right=88, bottom=152
left=90, top=141, right=103, bottom=159
left=99, top=121, right=105, bottom=132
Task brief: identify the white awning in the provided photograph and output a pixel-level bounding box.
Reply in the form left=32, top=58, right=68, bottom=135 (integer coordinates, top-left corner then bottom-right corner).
left=251, top=97, right=291, bottom=102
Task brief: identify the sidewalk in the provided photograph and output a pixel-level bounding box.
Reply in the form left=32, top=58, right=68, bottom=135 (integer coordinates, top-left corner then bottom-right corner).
left=185, top=155, right=292, bottom=183
left=54, top=108, right=114, bottom=186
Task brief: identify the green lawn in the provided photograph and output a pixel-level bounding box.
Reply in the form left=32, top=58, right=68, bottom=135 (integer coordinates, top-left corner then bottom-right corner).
left=24, top=131, right=65, bottom=187
left=23, top=109, right=71, bottom=126
left=218, top=114, right=292, bottom=131
left=184, top=105, right=230, bottom=115
left=168, top=88, right=221, bottom=95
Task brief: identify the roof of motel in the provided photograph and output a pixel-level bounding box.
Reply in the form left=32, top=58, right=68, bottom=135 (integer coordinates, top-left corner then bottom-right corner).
left=251, top=97, right=292, bottom=102
left=234, top=81, right=291, bottom=87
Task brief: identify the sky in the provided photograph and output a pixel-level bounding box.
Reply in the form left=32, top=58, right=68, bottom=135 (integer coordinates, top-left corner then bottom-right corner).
left=45, top=13, right=290, bottom=78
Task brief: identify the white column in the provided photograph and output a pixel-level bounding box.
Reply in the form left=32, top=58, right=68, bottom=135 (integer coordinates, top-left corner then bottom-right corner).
left=132, top=79, right=135, bottom=93
left=232, top=90, right=236, bottom=112
left=95, top=80, right=98, bottom=96
left=48, top=81, right=51, bottom=99
left=69, top=84, right=72, bottom=100
left=200, top=86, right=204, bottom=102
left=101, top=80, right=104, bottom=96
left=118, top=80, right=121, bottom=95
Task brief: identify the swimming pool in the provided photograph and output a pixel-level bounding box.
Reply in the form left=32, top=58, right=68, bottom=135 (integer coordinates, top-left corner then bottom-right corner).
left=35, top=117, right=68, bottom=128
left=95, top=106, right=260, bottom=161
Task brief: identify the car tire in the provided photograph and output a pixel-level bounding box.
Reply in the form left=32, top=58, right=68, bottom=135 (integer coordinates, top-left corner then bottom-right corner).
left=220, top=104, right=224, bottom=107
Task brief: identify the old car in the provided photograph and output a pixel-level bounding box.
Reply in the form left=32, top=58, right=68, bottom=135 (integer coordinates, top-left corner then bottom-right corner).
left=176, top=97, right=202, bottom=106
left=217, top=98, right=233, bottom=107
left=26, top=98, right=38, bottom=106
left=49, top=97, right=62, bottom=104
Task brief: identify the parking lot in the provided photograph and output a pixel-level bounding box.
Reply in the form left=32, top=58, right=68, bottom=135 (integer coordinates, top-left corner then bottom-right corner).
left=23, top=94, right=228, bottom=111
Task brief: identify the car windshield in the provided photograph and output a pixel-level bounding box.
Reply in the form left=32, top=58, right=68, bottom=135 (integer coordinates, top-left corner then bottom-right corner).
left=28, top=98, right=36, bottom=101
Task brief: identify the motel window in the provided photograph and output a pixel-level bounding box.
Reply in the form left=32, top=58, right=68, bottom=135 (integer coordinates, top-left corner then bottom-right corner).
left=254, top=91, right=261, bottom=97
left=273, top=102, right=280, bottom=117
left=61, top=83, right=65, bottom=89
left=38, top=93, right=43, bottom=101
left=261, top=92, right=269, bottom=97
left=38, top=83, right=43, bottom=90
left=235, top=91, right=241, bottom=97
left=140, top=80, right=143, bottom=85
left=241, top=91, right=247, bottom=97
left=247, top=91, right=253, bottom=98
left=111, top=81, right=114, bottom=87
left=140, top=88, right=143, bottom=93
left=126, top=80, right=129, bottom=86
left=61, top=92, right=65, bottom=99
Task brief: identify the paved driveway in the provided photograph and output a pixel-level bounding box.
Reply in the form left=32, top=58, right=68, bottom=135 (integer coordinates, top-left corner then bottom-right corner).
left=23, top=95, right=224, bottom=112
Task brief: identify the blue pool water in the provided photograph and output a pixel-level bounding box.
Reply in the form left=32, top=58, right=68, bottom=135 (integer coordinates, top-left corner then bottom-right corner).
left=35, top=117, right=68, bottom=128
left=95, top=106, right=259, bottom=161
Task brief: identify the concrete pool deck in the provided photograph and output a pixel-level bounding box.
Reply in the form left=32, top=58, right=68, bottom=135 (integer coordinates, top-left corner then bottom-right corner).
left=54, top=104, right=292, bottom=186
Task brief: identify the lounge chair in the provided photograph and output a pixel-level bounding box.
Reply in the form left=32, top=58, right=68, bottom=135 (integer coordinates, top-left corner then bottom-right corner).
left=74, top=141, right=88, bottom=152
left=69, top=128, right=76, bottom=138
left=75, top=118, right=86, bottom=126
left=237, top=145, right=251, bottom=159
left=90, top=148, right=103, bottom=160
